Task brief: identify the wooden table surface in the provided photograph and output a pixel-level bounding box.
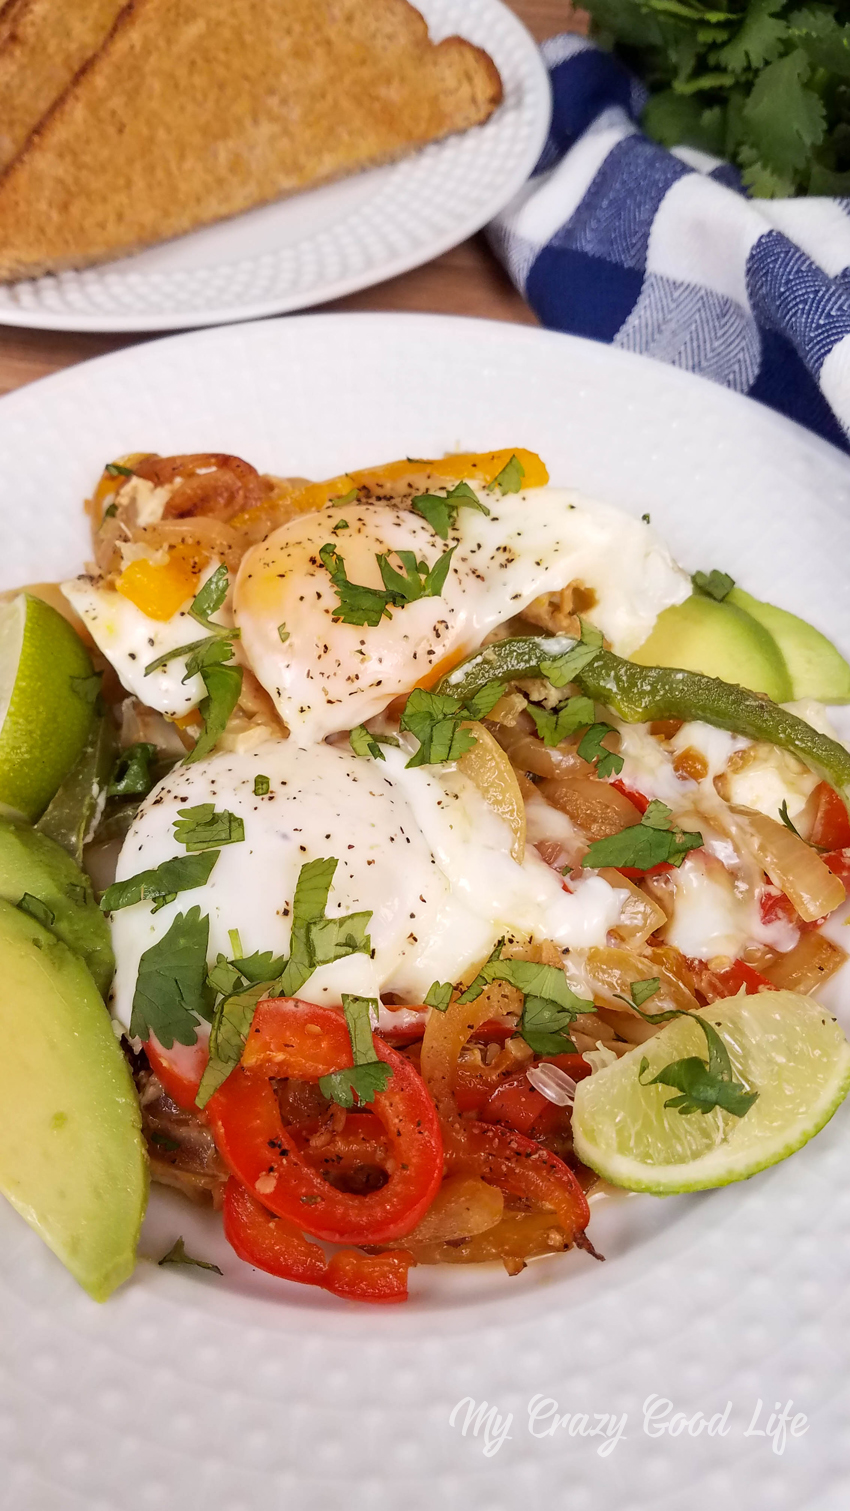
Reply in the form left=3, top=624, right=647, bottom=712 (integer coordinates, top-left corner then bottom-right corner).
left=0, top=1, right=581, bottom=399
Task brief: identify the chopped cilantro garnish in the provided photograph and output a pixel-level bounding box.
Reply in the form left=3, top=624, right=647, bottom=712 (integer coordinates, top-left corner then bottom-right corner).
left=188, top=660, right=242, bottom=764
left=318, top=540, right=456, bottom=626
left=105, top=462, right=135, bottom=478
left=639, top=1015, right=758, bottom=1118
left=195, top=858, right=374, bottom=1107
left=527, top=695, right=595, bottom=748
left=538, top=620, right=603, bottom=687
left=424, top=980, right=453, bottom=1012
left=410, top=480, right=490, bottom=540
left=278, top=624, right=290, bottom=643
left=577, top=721, right=624, bottom=779
left=254, top=774, right=270, bottom=796
left=108, top=742, right=158, bottom=798
left=487, top=454, right=525, bottom=494
left=399, top=680, right=505, bottom=768
left=158, top=1237, right=222, bottom=1274
left=692, top=569, right=735, bottom=602
left=101, top=502, right=118, bottom=522
left=582, top=800, right=702, bottom=872
left=350, top=724, right=386, bottom=760
left=173, top=803, right=244, bottom=851
left=70, top=672, right=103, bottom=707
left=188, top=563, right=232, bottom=630
left=331, top=518, right=350, bottom=532
left=18, top=893, right=55, bottom=929
left=318, top=995, right=392, bottom=1108
left=457, top=944, right=594, bottom=1055
left=130, top=906, right=210, bottom=1048
left=100, top=851, right=218, bottom=915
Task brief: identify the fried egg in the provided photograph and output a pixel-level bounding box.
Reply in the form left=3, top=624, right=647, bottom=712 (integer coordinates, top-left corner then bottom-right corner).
left=62, top=560, right=229, bottom=718
left=234, top=487, right=689, bottom=745
left=109, top=739, right=627, bottom=1034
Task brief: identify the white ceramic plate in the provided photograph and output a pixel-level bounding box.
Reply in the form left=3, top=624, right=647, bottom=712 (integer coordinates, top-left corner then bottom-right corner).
left=1, top=314, right=849, bottom=1511
left=0, top=0, right=549, bottom=335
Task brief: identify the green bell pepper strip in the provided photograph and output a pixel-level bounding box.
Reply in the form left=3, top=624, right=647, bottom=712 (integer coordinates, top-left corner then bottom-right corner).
left=439, top=635, right=850, bottom=796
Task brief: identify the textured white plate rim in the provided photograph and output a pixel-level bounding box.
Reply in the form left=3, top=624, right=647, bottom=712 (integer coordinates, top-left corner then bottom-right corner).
left=2, top=313, right=850, bottom=1509
left=0, top=0, right=551, bottom=335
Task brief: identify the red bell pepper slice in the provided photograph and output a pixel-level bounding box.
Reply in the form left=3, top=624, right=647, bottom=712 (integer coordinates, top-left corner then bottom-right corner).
left=223, top=1178, right=413, bottom=1303
left=145, top=1033, right=209, bottom=1111
left=540, top=1052, right=593, bottom=1081
left=480, top=1072, right=563, bottom=1137
left=446, top=1121, right=590, bottom=1241
left=825, top=848, right=850, bottom=886
left=207, top=998, right=443, bottom=1245
left=810, top=783, right=850, bottom=850
left=692, top=958, right=777, bottom=1000
left=610, top=779, right=650, bottom=814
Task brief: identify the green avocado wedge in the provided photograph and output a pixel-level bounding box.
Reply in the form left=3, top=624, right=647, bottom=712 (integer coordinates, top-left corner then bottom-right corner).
left=727, top=588, right=850, bottom=704
left=0, top=816, right=114, bottom=997
left=0, top=899, right=147, bottom=1300
left=630, top=594, right=793, bottom=703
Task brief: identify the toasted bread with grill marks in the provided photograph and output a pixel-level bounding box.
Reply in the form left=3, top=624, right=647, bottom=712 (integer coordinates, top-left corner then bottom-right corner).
left=0, top=0, right=129, bottom=174
left=0, top=0, right=502, bottom=282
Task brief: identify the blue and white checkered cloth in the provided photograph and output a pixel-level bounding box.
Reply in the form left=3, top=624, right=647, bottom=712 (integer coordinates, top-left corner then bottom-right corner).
left=489, top=35, right=850, bottom=454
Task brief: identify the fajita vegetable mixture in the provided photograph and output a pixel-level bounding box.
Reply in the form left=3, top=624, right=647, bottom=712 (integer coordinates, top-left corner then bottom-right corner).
left=1, top=446, right=850, bottom=1303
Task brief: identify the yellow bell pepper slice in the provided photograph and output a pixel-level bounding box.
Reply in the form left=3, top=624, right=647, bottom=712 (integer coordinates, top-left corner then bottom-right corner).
left=116, top=544, right=207, bottom=622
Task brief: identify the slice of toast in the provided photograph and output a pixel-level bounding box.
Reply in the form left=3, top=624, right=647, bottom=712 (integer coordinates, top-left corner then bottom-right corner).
left=0, top=0, right=502, bottom=282
left=0, top=0, right=129, bottom=174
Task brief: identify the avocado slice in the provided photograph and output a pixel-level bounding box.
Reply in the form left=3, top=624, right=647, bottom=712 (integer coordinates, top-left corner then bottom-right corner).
left=727, top=588, right=850, bottom=704
left=0, top=816, right=114, bottom=997
left=0, top=899, right=147, bottom=1300
left=630, top=594, right=793, bottom=703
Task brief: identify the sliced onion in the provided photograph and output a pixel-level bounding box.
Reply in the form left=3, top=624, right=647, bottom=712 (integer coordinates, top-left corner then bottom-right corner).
left=584, top=944, right=701, bottom=1016
left=406, top=1175, right=504, bottom=1245
left=539, top=777, right=643, bottom=842
left=597, top=867, right=667, bottom=946
left=459, top=722, right=526, bottom=863
left=761, top=930, right=848, bottom=992
left=495, top=719, right=592, bottom=780
left=729, top=806, right=846, bottom=922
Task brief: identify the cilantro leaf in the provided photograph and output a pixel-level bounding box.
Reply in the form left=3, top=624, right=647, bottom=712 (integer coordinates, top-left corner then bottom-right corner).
left=187, top=662, right=243, bottom=765
left=18, top=893, right=55, bottom=929
left=487, top=454, right=525, bottom=494
left=527, top=695, right=595, bottom=748
left=631, top=977, right=661, bottom=1008
left=319, top=1061, right=392, bottom=1109
left=399, top=680, right=505, bottom=768
left=319, top=542, right=394, bottom=627
left=100, top=850, right=218, bottom=914
left=105, top=461, right=135, bottom=478
left=231, top=949, right=286, bottom=983
left=742, top=48, right=826, bottom=174
left=108, top=742, right=158, bottom=798
left=411, top=480, right=490, bottom=540
left=538, top=620, right=603, bottom=688
left=278, top=624, right=290, bottom=643
left=173, top=803, right=245, bottom=851
left=130, top=906, right=210, bottom=1047
left=577, top=722, right=625, bottom=779
left=189, top=563, right=231, bottom=630
left=195, top=982, right=267, bottom=1107
left=254, top=774, right=270, bottom=796
left=639, top=1016, right=758, bottom=1118
left=457, top=949, right=594, bottom=1055
left=378, top=545, right=457, bottom=604
left=317, top=995, right=392, bottom=1108
left=276, top=856, right=335, bottom=998
left=70, top=672, right=103, bottom=707
left=582, top=803, right=703, bottom=871
left=308, top=911, right=372, bottom=967
left=350, top=724, right=386, bottom=760
left=717, top=0, right=788, bottom=72
left=424, top=980, right=453, bottom=1012
left=158, top=1237, right=222, bottom=1274
left=692, top=569, right=735, bottom=601
left=400, top=689, right=477, bottom=767
left=182, top=637, right=238, bottom=679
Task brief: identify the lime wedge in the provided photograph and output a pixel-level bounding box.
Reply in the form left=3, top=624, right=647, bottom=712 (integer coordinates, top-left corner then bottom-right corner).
left=0, top=593, right=95, bottom=821
left=572, top=991, right=850, bottom=1194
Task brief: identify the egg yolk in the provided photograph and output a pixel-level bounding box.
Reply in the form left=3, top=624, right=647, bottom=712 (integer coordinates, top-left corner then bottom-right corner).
left=116, top=544, right=208, bottom=621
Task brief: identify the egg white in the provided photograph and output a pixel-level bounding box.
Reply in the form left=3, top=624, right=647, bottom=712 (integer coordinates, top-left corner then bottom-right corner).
left=234, top=486, right=690, bottom=745
left=109, top=738, right=627, bottom=1034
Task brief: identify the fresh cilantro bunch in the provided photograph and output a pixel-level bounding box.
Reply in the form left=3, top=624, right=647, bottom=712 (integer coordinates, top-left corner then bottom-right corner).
left=584, top=0, right=850, bottom=195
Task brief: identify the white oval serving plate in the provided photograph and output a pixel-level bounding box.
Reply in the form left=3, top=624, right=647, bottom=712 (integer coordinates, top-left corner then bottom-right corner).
left=0, top=314, right=848, bottom=1511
